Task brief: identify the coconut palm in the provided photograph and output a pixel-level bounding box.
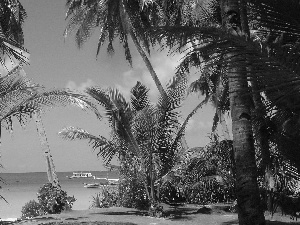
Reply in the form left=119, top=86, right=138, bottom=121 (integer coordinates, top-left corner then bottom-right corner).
left=147, top=0, right=300, bottom=223
left=64, top=0, right=166, bottom=97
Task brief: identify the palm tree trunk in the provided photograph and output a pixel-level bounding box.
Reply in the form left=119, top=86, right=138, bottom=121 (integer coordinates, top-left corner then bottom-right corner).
left=119, top=0, right=167, bottom=98
left=34, top=111, right=59, bottom=187
left=220, top=0, right=265, bottom=224
left=219, top=111, right=231, bottom=140
left=129, top=29, right=167, bottom=98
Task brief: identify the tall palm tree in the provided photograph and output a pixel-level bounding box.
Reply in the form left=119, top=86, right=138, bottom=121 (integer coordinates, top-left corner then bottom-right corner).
left=149, top=0, right=300, bottom=223
left=64, top=0, right=166, bottom=97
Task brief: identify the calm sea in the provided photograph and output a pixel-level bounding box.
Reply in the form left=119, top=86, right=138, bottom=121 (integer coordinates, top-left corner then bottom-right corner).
left=0, top=171, right=119, bottom=220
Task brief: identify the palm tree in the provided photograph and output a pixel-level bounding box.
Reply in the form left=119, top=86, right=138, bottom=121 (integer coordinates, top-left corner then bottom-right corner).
left=64, top=0, right=166, bottom=97
left=148, top=0, right=300, bottom=223
left=59, top=79, right=187, bottom=210
left=0, top=0, right=97, bottom=187
left=0, top=66, right=101, bottom=184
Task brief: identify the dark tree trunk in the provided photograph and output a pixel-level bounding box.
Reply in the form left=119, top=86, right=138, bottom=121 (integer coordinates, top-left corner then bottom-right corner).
left=220, top=0, right=266, bottom=224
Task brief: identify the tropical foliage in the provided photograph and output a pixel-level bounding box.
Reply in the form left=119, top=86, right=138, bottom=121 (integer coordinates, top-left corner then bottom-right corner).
left=0, top=0, right=29, bottom=65
left=137, top=0, right=300, bottom=223
left=89, top=186, right=119, bottom=208
left=0, top=67, right=101, bottom=131
left=59, top=79, right=188, bottom=210
left=37, top=183, right=76, bottom=214
left=64, top=0, right=166, bottom=96
left=21, top=200, right=43, bottom=219
left=21, top=183, right=76, bottom=218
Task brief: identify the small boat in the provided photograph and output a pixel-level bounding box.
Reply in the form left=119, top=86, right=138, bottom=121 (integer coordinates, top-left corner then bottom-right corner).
left=84, top=183, right=100, bottom=188
left=67, top=172, right=94, bottom=179
left=108, top=178, right=119, bottom=185
left=95, top=178, right=109, bottom=185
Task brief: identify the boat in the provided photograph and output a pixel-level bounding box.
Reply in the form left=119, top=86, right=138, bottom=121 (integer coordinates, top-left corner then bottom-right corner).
left=83, top=183, right=100, bottom=188
left=67, top=172, right=94, bottom=179
left=95, top=177, right=109, bottom=185
left=108, top=178, right=119, bottom=185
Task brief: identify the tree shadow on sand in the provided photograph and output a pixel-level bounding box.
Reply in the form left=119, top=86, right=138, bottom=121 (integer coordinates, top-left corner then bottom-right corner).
left=222, top=220, right=300, bottom=225
left=90, top=210, right=148, bottom=216
left=91, top=207, right=196, bottom=221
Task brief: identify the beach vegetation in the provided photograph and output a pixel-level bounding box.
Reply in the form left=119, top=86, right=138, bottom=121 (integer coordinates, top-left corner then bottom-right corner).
left=119, top=175, right=149, bottom=210
left=143, top=0, right=300, bottom=223
left=90, top=185, right=119, bottom=208
left=60, top=80, right=188, bottom=214
left=37, top=183, right=76, bottom=214
left=61, top=0, right=300, bottom=223
left=21, top=200, right=43, bottom=219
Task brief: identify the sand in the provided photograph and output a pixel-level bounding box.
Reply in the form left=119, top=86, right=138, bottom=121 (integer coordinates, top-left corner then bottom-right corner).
left=11, top=204, right=300, bottom=225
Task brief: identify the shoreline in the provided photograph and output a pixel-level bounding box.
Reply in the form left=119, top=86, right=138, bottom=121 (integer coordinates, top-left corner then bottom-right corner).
left=3, top=204, right=299, bottom=225
left=0, top=172, right=119, bottom=220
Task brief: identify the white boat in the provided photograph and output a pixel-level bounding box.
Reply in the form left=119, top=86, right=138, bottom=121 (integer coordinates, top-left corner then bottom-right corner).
left=108, top=178, right=119, bottom=185
left=95, top=177, right=109, bottom=185
left=83, top=183, right=100, bottom=188
left=67, top=172, right=94, bottom=179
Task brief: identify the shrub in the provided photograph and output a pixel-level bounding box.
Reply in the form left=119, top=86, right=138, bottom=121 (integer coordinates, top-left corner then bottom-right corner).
left=90, top=185, right=119, bottom=208
left=37, top=183, right=76, bottom=214
left=119, top=178, right=149, bottom=210
left=21, top=200, right=43, bottom=219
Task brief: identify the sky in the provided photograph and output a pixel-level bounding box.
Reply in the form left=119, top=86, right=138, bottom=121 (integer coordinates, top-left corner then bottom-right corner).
left=0, top=0, right=219, bottom=173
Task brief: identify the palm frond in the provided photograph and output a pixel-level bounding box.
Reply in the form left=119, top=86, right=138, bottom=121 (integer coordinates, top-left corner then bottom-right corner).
left=130, top=81, right=150, bottom=111
left=248, top=0, right=300, bottom=40
left=1, top=86, right=102, bottom=131
left=59, top=126, right=118, bottom=163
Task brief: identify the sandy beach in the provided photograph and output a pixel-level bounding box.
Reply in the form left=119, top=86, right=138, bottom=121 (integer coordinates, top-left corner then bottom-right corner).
left=10, top=204, right=300, bottom=225
left=0, top=172, right=118, bottom=220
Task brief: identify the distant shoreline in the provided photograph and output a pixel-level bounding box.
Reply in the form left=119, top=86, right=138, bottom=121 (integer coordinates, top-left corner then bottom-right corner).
left=0, top=170, right=116, bottom=174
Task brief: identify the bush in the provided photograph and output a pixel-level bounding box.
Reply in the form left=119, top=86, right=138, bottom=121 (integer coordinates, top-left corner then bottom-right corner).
left=21, top=200, right=43, bottom=219
left=37, top=183, right=76, bottom=214
left=90, top=185, right=119, bottom=208
left=119, top=178, right=149, bottom=210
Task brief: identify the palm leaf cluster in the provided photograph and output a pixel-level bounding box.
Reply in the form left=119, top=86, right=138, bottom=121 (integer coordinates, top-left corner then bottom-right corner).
left=148, top=0, right=300, bottom=174
left=160, top=135, right=235, bottom=204
left=59, top=78, right=188, bottom=204
left=0, top=66, right=101, bottom=132
left=65, top=0, right=159, bottom=65
left=0, top=0, right=29, bottom=65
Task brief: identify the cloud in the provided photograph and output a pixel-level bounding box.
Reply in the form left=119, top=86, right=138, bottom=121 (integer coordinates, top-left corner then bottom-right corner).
left=65, top=78, right=95, bottom=92
left=115, top=49, right=184, bottom=101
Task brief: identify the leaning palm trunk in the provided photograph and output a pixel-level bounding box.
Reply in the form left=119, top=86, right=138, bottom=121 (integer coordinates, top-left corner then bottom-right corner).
left=129, top=29, right=166, bottom=98
left=119, top=0, right=167, bottom=98
left=220, top=0, right=265, bottom=224
left=34, top=111, right=59, bottom=187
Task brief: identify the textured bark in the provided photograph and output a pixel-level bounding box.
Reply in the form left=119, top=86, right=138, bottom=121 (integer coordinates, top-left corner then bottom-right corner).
left=220, top=0, right=265, bottom=224
left=240, top=0, right=272, bottom=191
left=34, top=112, right=59, bottom=187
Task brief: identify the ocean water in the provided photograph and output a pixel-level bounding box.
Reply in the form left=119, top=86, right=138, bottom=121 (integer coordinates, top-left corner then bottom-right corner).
left=0, top=171, right=119, bottom=220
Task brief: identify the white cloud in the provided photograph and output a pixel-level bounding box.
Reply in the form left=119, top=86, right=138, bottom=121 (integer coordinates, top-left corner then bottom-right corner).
left=66, top=78, right=95, bottom=92
left=115, top=49, right=184, bottom=101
